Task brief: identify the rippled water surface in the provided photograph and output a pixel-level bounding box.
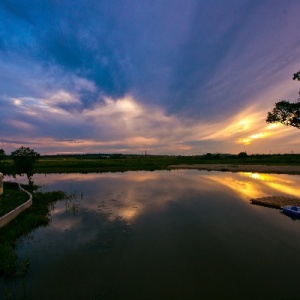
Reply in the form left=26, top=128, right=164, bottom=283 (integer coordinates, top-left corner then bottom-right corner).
left=1, top=170, right=300, bottom=299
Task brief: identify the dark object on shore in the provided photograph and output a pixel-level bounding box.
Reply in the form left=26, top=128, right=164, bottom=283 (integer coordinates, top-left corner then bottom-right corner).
left=281, top=205, right=300, bottom=218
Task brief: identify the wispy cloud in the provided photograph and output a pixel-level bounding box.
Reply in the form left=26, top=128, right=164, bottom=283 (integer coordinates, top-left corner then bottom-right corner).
left=0, top=1, right=300, bottom=154
left=0, top=93, right=295, bottom=154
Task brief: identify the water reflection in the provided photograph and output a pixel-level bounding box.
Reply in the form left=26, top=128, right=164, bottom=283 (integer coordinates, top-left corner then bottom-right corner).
left=240, top=172, right=300, bottom=198
left=202, top=171, right=300, bottom=200
left=5, top=170, right=300, bottom=224
left=2, top=170, right=300, bottom=299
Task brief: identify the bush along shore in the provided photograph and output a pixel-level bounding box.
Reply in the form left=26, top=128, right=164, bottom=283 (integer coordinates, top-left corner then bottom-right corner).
left=0, top=182, right=66, bottom=278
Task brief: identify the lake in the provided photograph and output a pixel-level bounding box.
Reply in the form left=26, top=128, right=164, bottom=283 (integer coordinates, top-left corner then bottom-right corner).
left=1, top=170, right=300, bottom=299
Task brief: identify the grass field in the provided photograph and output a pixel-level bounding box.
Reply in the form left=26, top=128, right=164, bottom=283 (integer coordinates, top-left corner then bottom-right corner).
left=27, top=154, right=300, bottom=173
left=1, top=153, right=300, bottom=174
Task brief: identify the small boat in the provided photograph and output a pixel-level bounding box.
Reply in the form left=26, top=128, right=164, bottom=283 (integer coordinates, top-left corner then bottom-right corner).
left=281, top=205, right=300, bottom=218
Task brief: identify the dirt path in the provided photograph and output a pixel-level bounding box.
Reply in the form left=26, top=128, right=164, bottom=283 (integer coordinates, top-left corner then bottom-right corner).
left=168, top=164, right=300, bottom=174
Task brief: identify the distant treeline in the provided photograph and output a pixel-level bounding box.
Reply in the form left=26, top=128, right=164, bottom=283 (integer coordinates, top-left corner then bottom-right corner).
left=38, top=152, right=300, bottom=160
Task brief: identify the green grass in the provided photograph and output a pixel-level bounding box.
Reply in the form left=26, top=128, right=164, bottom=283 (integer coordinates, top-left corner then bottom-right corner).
left=19, top=154, right=300, bottom=173
left=32, top=154, right=300, bottom=173
left=2, top=154, right=300, bottom=175
left=0, top=182, right=29, bottom=217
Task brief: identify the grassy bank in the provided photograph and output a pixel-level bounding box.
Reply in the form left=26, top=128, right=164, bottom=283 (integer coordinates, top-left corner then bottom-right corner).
left=0, top=182, right=29, bottom=217
left=0, top=186, right=66, bottom=278
left=2, top=153, right=300, bottom=175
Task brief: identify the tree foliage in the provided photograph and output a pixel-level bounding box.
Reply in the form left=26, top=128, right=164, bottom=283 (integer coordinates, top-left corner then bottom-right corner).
left=266, top=101, right=300, bottom=129
left=0, top=149, right=6, bottom=161
left=266, top=70, right=300, bottom=129
left=237, top=151, right=248, bottom=158
left=11, top=146, right=40, bottom=178
left=292, top=70, right=300, bottom=81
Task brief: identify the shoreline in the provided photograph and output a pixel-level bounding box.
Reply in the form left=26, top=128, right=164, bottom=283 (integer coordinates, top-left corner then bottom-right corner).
left=168, top=164, right=300, bottom=174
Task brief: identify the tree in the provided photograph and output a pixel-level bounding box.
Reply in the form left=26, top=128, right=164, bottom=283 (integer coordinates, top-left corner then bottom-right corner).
left=292, top=70, right=300, bottom=81
left=237, top=151, right=248, bottom=158
left=266, top=101, right=300, bottom=129
left=266, top=70, right=300, bottom=129
left=0, top=149, right=6, bottom=175
left=11, top=146, right=40, bottom=180
left=0, top=149, right=6, bottom=161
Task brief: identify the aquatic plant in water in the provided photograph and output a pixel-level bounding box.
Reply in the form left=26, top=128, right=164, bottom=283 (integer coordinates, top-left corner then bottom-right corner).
left=64, top=190, right=83, bottom=215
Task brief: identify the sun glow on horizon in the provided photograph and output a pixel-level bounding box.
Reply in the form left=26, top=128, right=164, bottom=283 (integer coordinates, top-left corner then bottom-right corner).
left=2, top=93, right=299, bottom=155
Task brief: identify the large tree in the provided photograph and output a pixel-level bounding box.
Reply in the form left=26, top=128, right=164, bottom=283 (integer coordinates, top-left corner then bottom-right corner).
left=11, top=146, right=40, bottom=180
left=266, top=70, right=300, bottom=129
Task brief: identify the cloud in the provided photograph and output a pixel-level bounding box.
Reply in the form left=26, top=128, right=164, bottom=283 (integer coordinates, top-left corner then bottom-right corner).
left=0, top=92, right=295, bottom=155
left=0, top=1, right=300, bottom=154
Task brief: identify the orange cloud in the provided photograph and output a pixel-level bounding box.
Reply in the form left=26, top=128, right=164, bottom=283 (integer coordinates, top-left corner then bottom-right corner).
left=3, top=92, right=300, bottom=154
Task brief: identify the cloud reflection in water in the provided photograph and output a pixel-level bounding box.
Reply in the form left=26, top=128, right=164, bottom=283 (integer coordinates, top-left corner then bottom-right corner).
left=6, top=170, right=300, bottom=300
left=25, top=170, right=300, bottom=227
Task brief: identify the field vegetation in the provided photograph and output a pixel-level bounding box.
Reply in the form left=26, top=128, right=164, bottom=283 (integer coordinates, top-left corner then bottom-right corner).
left=2, top=153, right=300, bottom=175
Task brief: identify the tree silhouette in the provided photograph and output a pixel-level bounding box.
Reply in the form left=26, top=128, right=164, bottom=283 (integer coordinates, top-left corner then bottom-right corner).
left=0, top=149, right=6, bottom=161
left=0, top=149, right=7, bottom=174
left=292, top=70, right=300, bottom=81
left=266, top=70, right=300, bottom=129
left=11, top=147, right=40, bottom=183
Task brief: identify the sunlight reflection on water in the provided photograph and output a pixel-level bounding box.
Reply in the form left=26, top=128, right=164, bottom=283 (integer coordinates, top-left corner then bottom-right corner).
left=2, top=170, right=300, bottom=299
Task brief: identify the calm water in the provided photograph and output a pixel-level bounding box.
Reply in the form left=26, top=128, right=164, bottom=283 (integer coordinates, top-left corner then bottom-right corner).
left=1, top=170, right=300, bottom=300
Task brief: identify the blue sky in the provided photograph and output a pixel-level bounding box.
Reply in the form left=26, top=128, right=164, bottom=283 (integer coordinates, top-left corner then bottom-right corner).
left=0, top=0, right=300, bottom=154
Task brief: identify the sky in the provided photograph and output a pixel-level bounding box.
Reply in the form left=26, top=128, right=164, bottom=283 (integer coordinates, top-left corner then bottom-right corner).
left=0, top=0, right=300, bottom=155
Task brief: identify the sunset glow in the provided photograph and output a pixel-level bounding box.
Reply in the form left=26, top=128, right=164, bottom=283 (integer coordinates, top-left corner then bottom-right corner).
left=0, top=1, right=299, bottom=154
